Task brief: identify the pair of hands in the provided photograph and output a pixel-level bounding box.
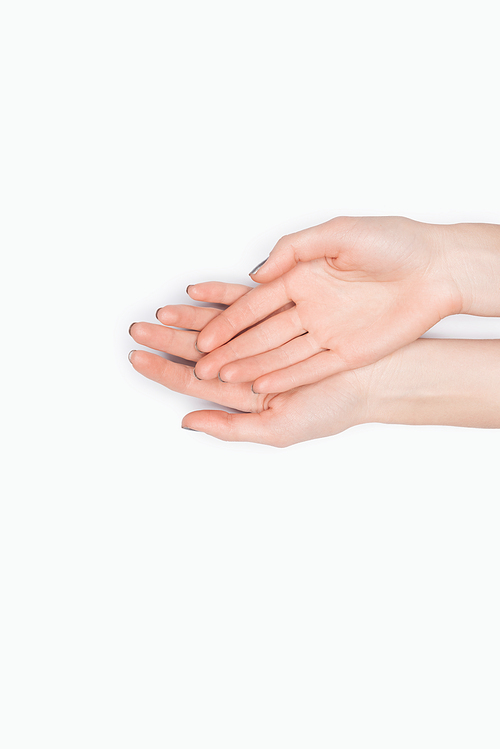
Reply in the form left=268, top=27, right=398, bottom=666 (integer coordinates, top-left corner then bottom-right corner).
left=129, top=216, right=497, bottom=445
left=129, top=281, right=370, bottom=446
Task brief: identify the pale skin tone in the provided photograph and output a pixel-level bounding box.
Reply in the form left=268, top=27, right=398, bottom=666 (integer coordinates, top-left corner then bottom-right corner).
left=128, top=282, right=500, bottom=447
left=192, top=217, right=500, bottom=394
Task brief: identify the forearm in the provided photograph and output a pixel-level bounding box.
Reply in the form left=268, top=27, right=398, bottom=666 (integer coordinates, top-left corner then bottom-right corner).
left=441, top=222, right=500, bottom=317
left=365, top=339, right=500, bottom=429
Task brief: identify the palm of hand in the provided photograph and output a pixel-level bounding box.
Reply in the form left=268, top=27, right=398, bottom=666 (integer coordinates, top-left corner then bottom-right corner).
left=284, top=255, right=435, bottom=365
left=194, top=218, right=454, bottom=392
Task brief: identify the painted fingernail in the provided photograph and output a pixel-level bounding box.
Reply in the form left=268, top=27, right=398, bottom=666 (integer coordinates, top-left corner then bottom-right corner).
left=193, top=368, right=202, bottom=380
left=251, top=383, right=260, bottom=395
left=182, top=426, right=198, bottom=432
left=218, top=372, right=227, bottom=383
left=249, top=257, right=268, bottom=276
left=155, top=307, right=162, bottom=320
left=194, top=339, right=205, bottom=354
left=128, top=323, right=136, bottom=336
left=128, top=350, right=136, bottom=362
left=186, top=285, right=192, bottom=294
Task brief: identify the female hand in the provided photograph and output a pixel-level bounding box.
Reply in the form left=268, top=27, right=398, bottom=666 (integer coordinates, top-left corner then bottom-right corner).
left=192, top=216, right=498, bottom=393
left=128, top=282, right=368, bottom=446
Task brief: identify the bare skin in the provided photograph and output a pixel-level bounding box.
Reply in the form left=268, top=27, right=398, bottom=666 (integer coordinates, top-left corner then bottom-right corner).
left=128, top=283, right=500, bottom=447
left=192, top=217, right=500, bottom=394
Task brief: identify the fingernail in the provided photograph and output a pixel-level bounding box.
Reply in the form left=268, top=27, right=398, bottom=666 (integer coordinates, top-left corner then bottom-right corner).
left=182, top=426, right=198, bottom=432
left=249, top=257, right=268, bottom=276
left=218, top=372, right=227, bottom=383
left=193, top=368, right=202, bottom=380
left=251, top=383, right=260, bottom=395
left=194, top=339, right=205, bottom=354
left=186, top=285, right=192, bottom=294
left=128, top=322, right=136, bottom=336
left=155, top=307, right=162, bottom=320
left=128, top=350, right=136, bottom=362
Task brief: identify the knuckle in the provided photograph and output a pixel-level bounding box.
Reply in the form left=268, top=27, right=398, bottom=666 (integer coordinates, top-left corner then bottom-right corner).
left=277, top=347, right=292, bottom=369
left=253, top=324, right=273, bottom=351
left=274, top=233, right=291, bottom=251
left=220, top=311, right=240, bottom=336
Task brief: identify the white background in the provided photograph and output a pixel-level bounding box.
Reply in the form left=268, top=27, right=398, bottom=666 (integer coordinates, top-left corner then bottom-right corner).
left=1, top=1, right=499, bottom=747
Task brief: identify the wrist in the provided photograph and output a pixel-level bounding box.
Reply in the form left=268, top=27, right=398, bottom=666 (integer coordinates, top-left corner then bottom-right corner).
left=439, top=222, right=500, bottom=317
left=358, top=345, right=416, bottom=426
left=360, top=339, right=500, bottom=429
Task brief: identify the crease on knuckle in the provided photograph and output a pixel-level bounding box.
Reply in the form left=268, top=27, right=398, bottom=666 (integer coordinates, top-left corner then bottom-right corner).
left=219, top=311, right=242, bottom=337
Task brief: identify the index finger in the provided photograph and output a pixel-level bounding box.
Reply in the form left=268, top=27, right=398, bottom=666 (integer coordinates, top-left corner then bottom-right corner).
left=196, top=277, right=290, bottom=353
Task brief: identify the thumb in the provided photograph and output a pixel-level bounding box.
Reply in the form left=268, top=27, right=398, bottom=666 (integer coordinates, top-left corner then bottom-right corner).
left=181, top=409, right=287, bottom=447
left=249, top=216, right=351, bottom=282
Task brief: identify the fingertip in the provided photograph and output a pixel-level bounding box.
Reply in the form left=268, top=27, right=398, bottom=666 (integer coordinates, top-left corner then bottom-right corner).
left=181, top=423, right=199, bottom=432
left=194, top=338, right=206, bottom=355
left=249, top=257, right=268, bottom=277
left=195, top=331, right=213, bottom=354
left=128, top=348, right=150, bottom=370
left=181, top=413, right=205, bottom=433
left=218, top=363, right=242, bottom=384
left=249, top=264, right=280, bottom=284
left=218, top=364, right=233, bottom=383
left=180, top=410, right=228, bottom=441
left=193, top=358, right=214, bottom=381
left=187, top=283, right=205, bottom=300
left=252, top=375, right=271, bottom=395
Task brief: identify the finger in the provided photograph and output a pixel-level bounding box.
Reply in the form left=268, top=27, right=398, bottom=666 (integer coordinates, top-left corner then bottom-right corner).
left=129, top=322, right=201, bottom=361
left=196, top=277, right=290, bottom=353
left=187, top=282, right=294, bottom=320
left=128, top=349, right=261, bottom=413
left=187, top=281, right=253, bottom=305
left=157, top=283, right=253, bottom=329
left=181, top=409, right=285, bottom=446
left=250, top=216, right=354, bottom=282
left=253, top=350, right=349, bottom=393
left=156, top=304, right=223, bottom=331
left=194, top=307, right=304, bottom=380
left=219, top=334, right=324, bottom=383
